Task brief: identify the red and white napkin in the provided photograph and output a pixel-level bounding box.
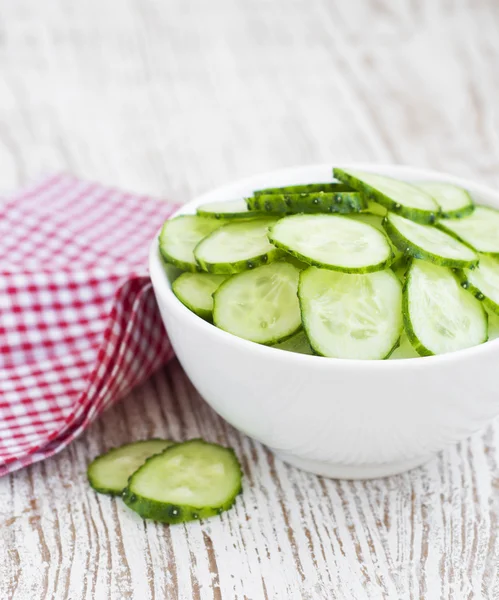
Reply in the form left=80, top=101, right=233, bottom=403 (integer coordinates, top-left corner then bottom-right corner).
left=0, top=174, right=178, bottom=476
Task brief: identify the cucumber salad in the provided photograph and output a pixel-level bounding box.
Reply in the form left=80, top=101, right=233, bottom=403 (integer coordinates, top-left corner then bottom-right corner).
left=160, top=169, right=499, bottom=360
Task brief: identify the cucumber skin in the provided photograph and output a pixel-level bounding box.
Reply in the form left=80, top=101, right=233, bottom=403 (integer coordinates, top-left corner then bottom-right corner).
left=247, top=192, right=365, bottom=215
left=454, top=270, right=499, bottom=317
left=333, top=168, right=441, bottom=225
left=268, top=222, right=394, bottom=274
left=87, top=439, right=175, bottom=496
left=382, top=216, right=479, bottom=269
left=402, top=265, right=489, bottom=357
left=195, top=247, right=284, bottom=274
left=196, top=208, right=265, bottom=220
left=254, top=182, right=353, bottom=196
left=123, top=440, right=243, bottom=524
left=440, top=202, right=475, bottom=220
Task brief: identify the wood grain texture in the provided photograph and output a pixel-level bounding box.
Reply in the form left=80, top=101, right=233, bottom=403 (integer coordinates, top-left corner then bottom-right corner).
left=1, top=0, right=499, bottom=597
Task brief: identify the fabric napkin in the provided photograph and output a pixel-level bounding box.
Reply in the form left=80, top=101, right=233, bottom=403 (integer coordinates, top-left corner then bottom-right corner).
left=0, top=174, right=177, bottom=476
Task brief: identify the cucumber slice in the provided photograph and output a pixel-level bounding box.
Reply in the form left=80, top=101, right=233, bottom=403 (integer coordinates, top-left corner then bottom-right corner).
left=388, top=333, right=420, bottom=359
left=123, top=440, right=242, bottom=524
left=414, top=182, right=474, bottom=219
left=253, top=182, right=353, bottom=196
left=247, top=191, right=365, bottom=215
left=438, top=206, right=499, bottom=256
left=299, top=267, right=403, bottom=359
left=349, top=212, right=404, bottom=266
left=269, top=214, right=393, bottom=273
left=159, top=216, right=223, bottom=272
left=213, top=261, right=301, bottom=344
left=172, top=272, right=227, bottom=320
left=403, top=260, right=487, bottom=356
left=88, top=439, right=175, bottom=496
left=272, top=330, right=314, bottom=355
left=194, top=218, right=281, bottom=274
left=333, top=169, right=440, bottom=224
left=456, top=254, right=499, bottom=316
left=197, top=199, right=263, bottom=220
left=383, top=212, right=478, bottom=268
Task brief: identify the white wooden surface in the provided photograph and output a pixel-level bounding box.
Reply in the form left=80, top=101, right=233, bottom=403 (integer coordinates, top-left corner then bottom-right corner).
left=1, top=0, right=499, bottom=598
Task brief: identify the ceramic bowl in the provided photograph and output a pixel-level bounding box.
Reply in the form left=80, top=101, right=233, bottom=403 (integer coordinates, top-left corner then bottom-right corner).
left=149, top=164, right=499, bottom=479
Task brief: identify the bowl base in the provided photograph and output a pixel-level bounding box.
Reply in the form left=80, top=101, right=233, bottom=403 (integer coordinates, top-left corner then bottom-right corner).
left=273, top=450, right=436, bottom=480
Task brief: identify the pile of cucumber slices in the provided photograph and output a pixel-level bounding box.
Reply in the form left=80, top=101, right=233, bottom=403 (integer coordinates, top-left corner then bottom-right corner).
left=88, top=439, right=243, bottom=524
left=160, top=169, right=499, bottom=360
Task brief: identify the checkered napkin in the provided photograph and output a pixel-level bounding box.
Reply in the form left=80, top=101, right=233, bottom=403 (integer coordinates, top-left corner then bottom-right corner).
left=0, top=174, right=177, bottom=476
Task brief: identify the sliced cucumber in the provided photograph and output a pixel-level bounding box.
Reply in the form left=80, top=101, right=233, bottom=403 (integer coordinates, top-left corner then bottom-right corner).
left=88, top=439, right=175, bottom=496
left=247, top=191, right=365, bottom=215
left=194, top=218, right=281, bottom=274
left=272, top=330, right=314, bottom=355
left=213, top=261, right=301, bottom=344
left=383, top=212, right=478, bottom=268
left=123, top=440, right=242, bottom=524
left=403, top=260, right=487, bottom=356
left=299, top=267, right=403, bottom=359
left=456, top=254, right=499, bottom=316
left=438, top=206, right=499, bottom=256
left=388, top=333, right=420, bottom=359
left=269, top=214, right=393, bottom=273
left=159, top=216, right=223, bottom=272
left=414, top=182, right=474, bottom=219
left=197, top=199, right=263, bottom=220
left=333, top=169, right=440, bottom=224
left=172, top=272, right=227, bottom=321
left=253, top=182, right=353, bottom=196
left=349, top=212, right=404, bottom=266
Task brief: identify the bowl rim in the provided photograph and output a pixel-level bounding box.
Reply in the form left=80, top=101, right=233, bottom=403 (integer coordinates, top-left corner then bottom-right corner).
left=149, top=162, right=499, bottom=369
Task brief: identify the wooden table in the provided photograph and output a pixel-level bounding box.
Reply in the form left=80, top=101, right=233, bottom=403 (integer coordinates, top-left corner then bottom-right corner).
left=2, top=1, right=499, bottom=598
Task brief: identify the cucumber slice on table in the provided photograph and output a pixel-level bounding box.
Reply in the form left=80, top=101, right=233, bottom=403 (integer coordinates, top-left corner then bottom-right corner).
left=403, top=260, right=487, bottom=356
left=299, top=267, right=403, bottom=359
left=194, top=218, right=281, bottom=274
left=197, top=199, right=263, bottom=220
left=247, top=190, right=365, bottom=215
left=383, top=212, right=478, bottom=268
left=333, top=169, right=440, bottom=224
left=159, top=216, right=222, bottom=272
left=272, top=330, right=314, bottom=355
left=253, top=182, right=353, bottom=196
left=173, top=272, right=227, bottom=321
left=213, top=261, right=301, bottom=344
left=438, top=206, right=499, bottom=256
left=414, top=182, right=474, bottom=219
left=88, top=439, right=175, bottom=496
left=123, top=440, right=243, bottom=524
left=456, top=254, right=499, bottom=316
left=268, top=214, right=393, bottom=273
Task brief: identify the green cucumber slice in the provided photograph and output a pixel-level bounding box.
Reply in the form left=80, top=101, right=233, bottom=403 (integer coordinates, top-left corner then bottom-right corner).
left=194, top=218, right=281, bottom=274
left=213, top=261, right=301, bottom=344
left=414, top=182, right=474, bottom=219
left=456, top=254, right=499, bottom=316
left=159, top=216, right=223, bottom=272
left=269, top=214, right=393, bottom=273
left=438, top=206, right=499, bottom=256
left=197, top=199, right=263, bottom=220
left=172, top=272, right=227, bottom=320
left=333, top=169, right=440, bottom=224
left=253, top=182, right=353, bottom=196
left=123, top=440, right=242, bottom=524
left=299, top=267, right=403, bottom=359
left=247, top=191, right=365, bottom=215
left=403, top=260, right=487, bottom=356
left=272, top=330, right=314, bottom=355
left=388, top=333, right=420, bottom=359
left=349, top=212, right=404, bottom=266
left=383, top=212, right=478, bottom=268
left=88, top=439, right=175, bottom=496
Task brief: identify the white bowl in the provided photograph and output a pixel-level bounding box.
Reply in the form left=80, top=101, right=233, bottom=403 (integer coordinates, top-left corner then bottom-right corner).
left=149, top=163, right=499, bottom=479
